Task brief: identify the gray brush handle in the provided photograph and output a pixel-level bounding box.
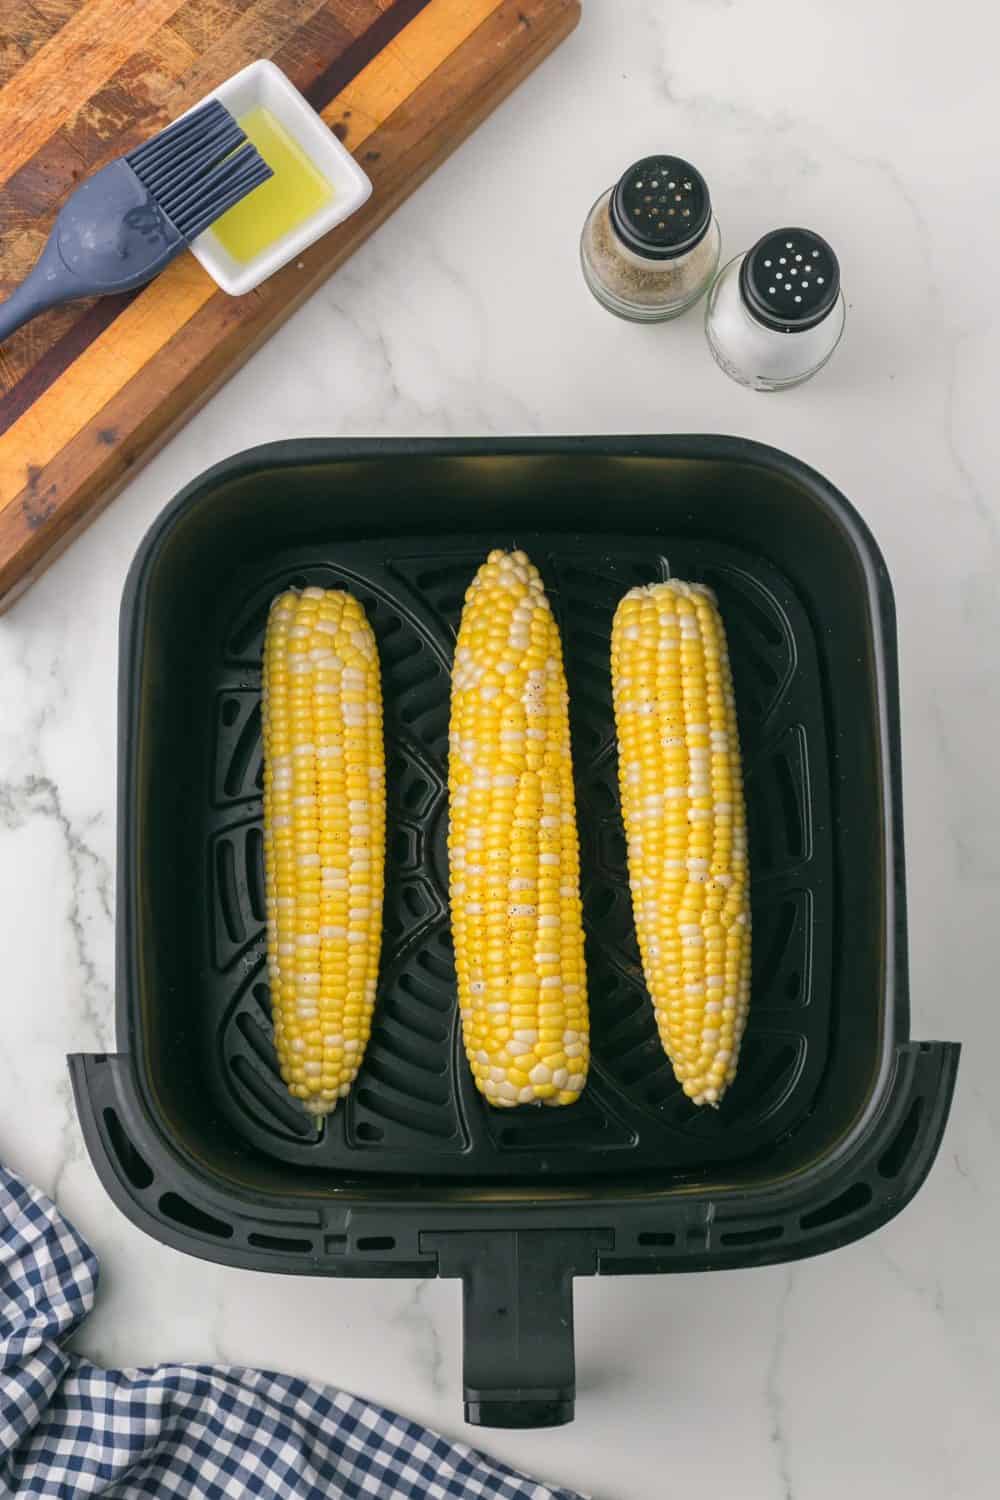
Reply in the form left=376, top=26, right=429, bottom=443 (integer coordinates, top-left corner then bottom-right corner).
left=0, top=268, right=58, bottom=342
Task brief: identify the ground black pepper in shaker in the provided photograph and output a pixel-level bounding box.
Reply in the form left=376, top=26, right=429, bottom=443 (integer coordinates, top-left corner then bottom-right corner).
left=580, top=155, right=721, bottom=322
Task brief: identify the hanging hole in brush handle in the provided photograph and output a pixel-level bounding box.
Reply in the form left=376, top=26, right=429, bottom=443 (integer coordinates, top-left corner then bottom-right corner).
left=424, top=1227, right=611, bottom=1428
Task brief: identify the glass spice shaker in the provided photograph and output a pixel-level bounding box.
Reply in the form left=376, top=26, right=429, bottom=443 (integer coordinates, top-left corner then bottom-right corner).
left=705, top=227, right=845, bottom=391
left=580, top=155, right=721, bottom=322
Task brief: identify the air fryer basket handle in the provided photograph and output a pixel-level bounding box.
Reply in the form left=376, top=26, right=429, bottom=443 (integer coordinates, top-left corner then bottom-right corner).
left=425, top=1228, right=610, bottom=1428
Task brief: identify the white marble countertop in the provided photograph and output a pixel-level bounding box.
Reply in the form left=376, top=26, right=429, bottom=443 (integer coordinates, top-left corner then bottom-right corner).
left=1, top=3, right=996, bottom=1496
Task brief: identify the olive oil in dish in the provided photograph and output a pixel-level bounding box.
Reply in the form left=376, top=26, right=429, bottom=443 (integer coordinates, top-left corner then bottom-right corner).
left=211, top=106, right=333, bottom=264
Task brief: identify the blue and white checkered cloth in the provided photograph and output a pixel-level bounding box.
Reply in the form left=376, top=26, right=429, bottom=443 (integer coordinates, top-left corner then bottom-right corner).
left=0, top=1163, right=584, bottom=1499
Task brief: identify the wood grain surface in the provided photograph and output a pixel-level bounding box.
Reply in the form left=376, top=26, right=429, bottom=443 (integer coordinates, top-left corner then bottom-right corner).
left=0, top=0, right=581, bottom=607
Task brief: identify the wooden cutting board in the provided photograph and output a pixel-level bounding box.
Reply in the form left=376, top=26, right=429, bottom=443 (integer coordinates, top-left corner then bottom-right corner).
left=0, top=0, right=580, bottom=608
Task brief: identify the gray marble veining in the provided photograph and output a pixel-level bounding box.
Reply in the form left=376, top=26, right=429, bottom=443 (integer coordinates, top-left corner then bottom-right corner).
left=0, top=4, right=995, bottom=1496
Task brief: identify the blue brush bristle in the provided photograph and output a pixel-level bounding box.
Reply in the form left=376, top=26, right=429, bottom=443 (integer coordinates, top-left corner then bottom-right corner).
left=126, top=98, right=272, bottom=243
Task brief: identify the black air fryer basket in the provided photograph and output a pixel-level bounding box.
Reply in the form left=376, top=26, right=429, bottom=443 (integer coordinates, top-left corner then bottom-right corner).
left=72, top=437, right=959, bottom=1428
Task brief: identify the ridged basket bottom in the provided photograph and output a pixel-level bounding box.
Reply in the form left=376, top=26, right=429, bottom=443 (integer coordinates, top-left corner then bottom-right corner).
left=203, top=532, right=831, bottom=1179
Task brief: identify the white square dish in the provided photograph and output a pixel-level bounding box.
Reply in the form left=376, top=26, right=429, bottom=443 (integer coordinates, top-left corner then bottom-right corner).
left=188, top=59, right=372, bottom=296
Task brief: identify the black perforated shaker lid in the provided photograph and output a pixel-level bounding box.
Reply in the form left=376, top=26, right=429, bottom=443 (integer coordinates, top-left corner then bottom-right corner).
left=609, top=155, right=712, bottom=261
left=739, top=228, right=840, bottom=332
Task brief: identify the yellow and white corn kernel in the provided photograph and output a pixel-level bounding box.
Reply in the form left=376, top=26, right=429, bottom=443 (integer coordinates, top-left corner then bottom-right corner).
left=611, top=580, right=750, bottom=1106
left=449, top=550, right=589, bottom=1107
left=262, top=586, right=385, bottom=1117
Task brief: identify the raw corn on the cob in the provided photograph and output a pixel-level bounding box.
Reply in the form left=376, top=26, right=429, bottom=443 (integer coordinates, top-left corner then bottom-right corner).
left=611, top=580, right=750, bottom=1106
left=449, top=550, right=589, bottom=1107
left=262, top=586, right=385, bottom=1117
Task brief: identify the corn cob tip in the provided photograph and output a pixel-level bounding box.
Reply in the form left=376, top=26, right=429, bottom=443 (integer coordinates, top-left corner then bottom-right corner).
left=302, top=1098, right=336, bottom=1119
left=623, top=579, right=717, bottom=605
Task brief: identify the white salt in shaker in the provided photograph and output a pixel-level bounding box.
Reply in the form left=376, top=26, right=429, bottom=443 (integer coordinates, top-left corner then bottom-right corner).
left=705, top=227, right=845, bottom=390
left=580, top=155, right=721, bottom=322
